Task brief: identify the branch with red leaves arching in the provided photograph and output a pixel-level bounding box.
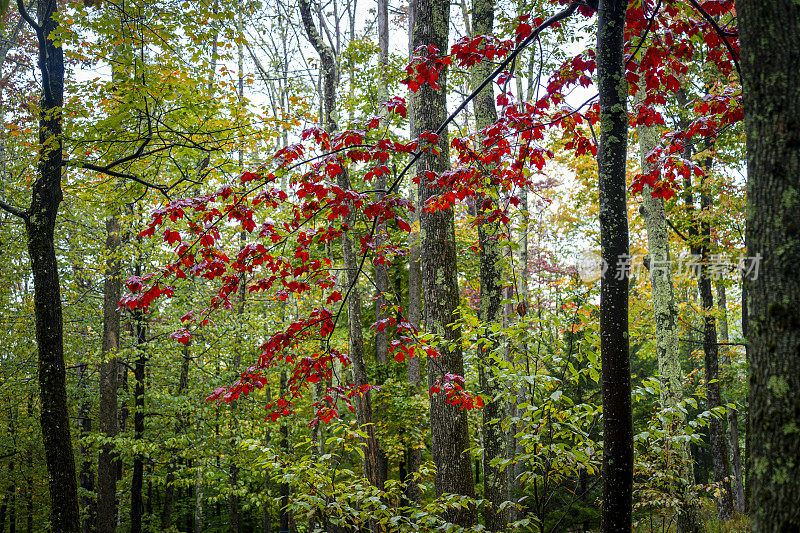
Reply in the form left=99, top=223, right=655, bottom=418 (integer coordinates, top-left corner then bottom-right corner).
left=685, top=0, right=741, bottom=80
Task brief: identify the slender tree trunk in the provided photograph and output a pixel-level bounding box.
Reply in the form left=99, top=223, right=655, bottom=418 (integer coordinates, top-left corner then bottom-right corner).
left=194, top=464, right=204, bottom=533
left=98, top=214, right=121, bottom=533
left=471, top=0, right=508, bottom=528
left=739, top=3, right=800, bottom=530
left=715, top=281, right=746, bottom=514
left=404, top=1, right=423, bottom=506
left=596, top=1, right=633, bottom=530
left=9, top=1, right=81, bottom=530
left=411, top=0, right=476, bottom=526
left=76, top=356, right=95, bottom=533
left=637, top=89, right=703, bottom=533
left=130, top=308, right=148, bottom=533
left=299, top=0, right=386, bottom=498
left=699, top=204, right=733, bottom=520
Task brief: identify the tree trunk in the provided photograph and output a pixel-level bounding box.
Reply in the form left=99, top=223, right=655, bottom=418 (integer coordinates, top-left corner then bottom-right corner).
left=130, top=309, right=148, bottom=533
left=14, top=0, right=81, bottom=530
left=98, top=214, right=121, bottom=533
left=298, top=0, right=386, bottom=498
left=596, top=1, right=633, bottom=530
left=76, top=357, right=95, bottom=533
left=404, top=1, right=423, bottom=506
left=471, top=0, right=508, bottom=528
left=738, top=2, right=800, bottom=530
left=637, top=91, right=703, bottom=533
left=411, top=0, right=476, bottom=526
left=698, top=191, right=734, bottom=520
left=715, top=281, right=746, bottom=514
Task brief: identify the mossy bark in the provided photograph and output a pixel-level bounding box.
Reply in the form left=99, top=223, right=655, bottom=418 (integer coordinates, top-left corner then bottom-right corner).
left=739, top=2, right=800, bottom=530
left=98, top=215, right=121, bottom=533
left=637, top=91, right=703, bottom=533
left=412, top=0, right=477, bottom=526
left=19, top=0, right=81, bottom=530
left=471, top=0, right=508, bottom=528
left=596, top=1, right=633, bottom=530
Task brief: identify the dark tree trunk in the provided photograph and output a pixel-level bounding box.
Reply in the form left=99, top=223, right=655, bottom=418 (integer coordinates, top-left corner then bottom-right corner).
left=411, top=0, right=476, bottom=526
left=130, top=310, right=148, bottom=533
left=279, top=372, right=290, bottom=533
left=471, top=0, right=508, bottom=528
left=715, top=281, right=746, bottom=514
left=76, top=359, right=95, bottom=533
left=698, top=189, right=733, bottom=519
left=596, top=1, right=633, bottom=531
left=98, top=215, right=121, bottom=533
left=8, top=1, right=82, bottom=531
left=739, top=2, right=800, bottom=530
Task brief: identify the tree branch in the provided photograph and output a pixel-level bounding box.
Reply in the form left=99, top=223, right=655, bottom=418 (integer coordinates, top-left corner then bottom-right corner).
left=685, top=0, right=741, bottom=80
left=0, top=198, right=27, bottom=218
left=69, top=161, right=170, bottom=197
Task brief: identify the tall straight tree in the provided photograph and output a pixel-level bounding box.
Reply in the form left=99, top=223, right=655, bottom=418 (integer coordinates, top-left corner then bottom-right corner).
left=0, top=1, right=81, bottom=531
left=637, top=89, right=703, bottom=533
left=411, top=0, right=476, bottom=526
left=298, top=0, right=386, bottom=496
left=595, top=0, right=633, bottom=530
left=738, top=1, right=800, bottom=530
left=471, top=0, right=508, bottom=528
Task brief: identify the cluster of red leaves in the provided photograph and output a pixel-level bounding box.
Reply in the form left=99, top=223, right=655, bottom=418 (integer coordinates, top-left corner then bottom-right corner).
left=128, top=0, right=742, bottom=424
left=430, top=373, right=484, bottom=410
left=625, top=0, right=741, bottom=199
left=401, top=45, right=453, bottom=92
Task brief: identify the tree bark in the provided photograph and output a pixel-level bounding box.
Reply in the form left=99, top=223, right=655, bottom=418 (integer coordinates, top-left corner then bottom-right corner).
left=130, top=309, right=148, bottom=533
left=411, top=0, right=476, bottom=526
left=596, top=1, right=633, bottom=530
left=98, top=216, right=121, bottom=533
left=637, top=90, right=703, bottom=533
left=715, top=281, right=746, bottom=514
left=471, top=0, right=508, bottom=528
left=738, top=2, right=800, bottom=530
left=298, top=0, right=387, bottom=499
left=12, top=0, right=81, bottom=530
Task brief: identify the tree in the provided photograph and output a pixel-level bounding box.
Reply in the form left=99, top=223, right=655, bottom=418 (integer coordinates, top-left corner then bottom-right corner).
left=596, top=0, right=633, bottom=530
left=637, top=87, right=703, bottom=532
left=411, top=0, right=477, bottom=526
left=738, top=1, right=800, bottom=530
left=471, top=0, right=509, bottom=527
left=0, top=1, right=81, bottom=530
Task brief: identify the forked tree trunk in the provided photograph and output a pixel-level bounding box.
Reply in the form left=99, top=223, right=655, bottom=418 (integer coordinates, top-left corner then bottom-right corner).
left=471, top=0, right=508, bottom=528
left=298, top=0, right=386, bottom=500
left=596, top=1, right=633, bottom=530
left=739, top=2, right=800, bottom=530
left=411, top=0, right=476, bottom=526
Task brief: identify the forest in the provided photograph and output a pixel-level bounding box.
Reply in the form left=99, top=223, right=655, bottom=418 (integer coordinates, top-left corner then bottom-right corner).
left=0, top=0, right=797, bottom=531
